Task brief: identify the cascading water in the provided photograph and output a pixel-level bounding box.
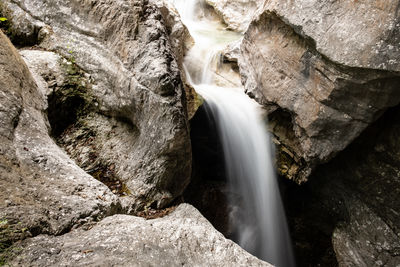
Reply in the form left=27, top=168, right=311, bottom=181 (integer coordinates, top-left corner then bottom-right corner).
left=171, top=1, right=295, bottom=266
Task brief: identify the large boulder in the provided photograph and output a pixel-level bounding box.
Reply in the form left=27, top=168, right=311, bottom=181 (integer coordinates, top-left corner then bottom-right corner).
left=238, top=0, right=400, bottom=183
left=2, top=0, right=193, bottom=210
left=10, top=204, right=271, bottom=266
left=0, top=30, right=119, bottom=255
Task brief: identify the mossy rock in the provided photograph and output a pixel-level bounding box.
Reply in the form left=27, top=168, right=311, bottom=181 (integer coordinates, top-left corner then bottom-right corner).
left=47, top=58, right=96, bottom=137
left=0, top=219, right=29, bottom=266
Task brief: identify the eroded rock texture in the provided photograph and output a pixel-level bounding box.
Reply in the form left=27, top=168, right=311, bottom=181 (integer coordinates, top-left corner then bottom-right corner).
left=0, top=31, right=119, bottom=253
left=239, top=0, right=400, bottom=183
left=10, top=204, right=271, bottom=267
left=3, top=0, right=193, bottom=211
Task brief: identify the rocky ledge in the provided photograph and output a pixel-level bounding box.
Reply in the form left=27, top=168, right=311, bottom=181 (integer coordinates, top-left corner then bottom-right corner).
left=9, top=204, right=271, bottom=267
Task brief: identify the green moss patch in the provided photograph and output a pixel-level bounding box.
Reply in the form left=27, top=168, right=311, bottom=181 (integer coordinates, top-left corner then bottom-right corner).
left=47, top=58, right=95, bottom=137
left=0, top=219, right=29, bottom=266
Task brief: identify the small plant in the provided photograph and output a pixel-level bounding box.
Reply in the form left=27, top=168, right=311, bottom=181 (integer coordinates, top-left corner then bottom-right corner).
left=0, top=2, right=13, bottom=38
left=0, top=219, right=27, bottom=266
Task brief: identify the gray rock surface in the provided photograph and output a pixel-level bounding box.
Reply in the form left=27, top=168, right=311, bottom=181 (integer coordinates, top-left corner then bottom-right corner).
left=3, top=0, right=193, bottom=210
left=239, top=2, right=400, bottom=182
left=10, top=204, right=272, bottom=267
left=152, top=0, right=200, bottom=119
left=205, top=0, right=261, bottom=32
left=260, top=0, right=400, bottom=72
left=0, top=31, right=271, bottom=267
left=0, top=31, right=119, bottom=242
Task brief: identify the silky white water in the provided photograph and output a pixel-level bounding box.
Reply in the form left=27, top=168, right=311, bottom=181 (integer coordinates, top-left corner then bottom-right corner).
left=170, top=1, right=295, bottom=266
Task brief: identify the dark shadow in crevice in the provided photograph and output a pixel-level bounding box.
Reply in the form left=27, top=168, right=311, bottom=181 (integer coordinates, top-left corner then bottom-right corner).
left=282, top=104, right=400, bottom=267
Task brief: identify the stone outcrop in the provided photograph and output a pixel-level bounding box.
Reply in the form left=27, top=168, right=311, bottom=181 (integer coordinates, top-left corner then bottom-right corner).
left=0, top=30, right=119, bottom=253
left=238, top=0, right=400, bottom=183
left=10, top=204, right=271, bottom=267
left=152, top=0, right=200, bottom=119
left=205, top=0, right=261, bottom=32
left=2, top=0, right=193, bottom=210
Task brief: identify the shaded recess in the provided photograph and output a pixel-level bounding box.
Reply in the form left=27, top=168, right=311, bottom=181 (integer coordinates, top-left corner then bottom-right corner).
left=283, top=104, right=400, bottom=267
left=0, top=2, right=40, bottom=46
left=46, top=60, right=129, bottom=197
left=268, top=108, right=307, bottom=181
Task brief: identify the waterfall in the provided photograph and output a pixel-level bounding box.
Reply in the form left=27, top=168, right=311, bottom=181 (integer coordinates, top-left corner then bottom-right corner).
left=171, top=1, right=296, bottom=266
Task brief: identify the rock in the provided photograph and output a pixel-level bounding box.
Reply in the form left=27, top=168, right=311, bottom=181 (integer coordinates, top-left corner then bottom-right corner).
left=205, top=0, right=261, bottom=32
left=10, top=204, right=272, bottom=267
left=3, top=0, right=193, bottom=210
left=284, top=106, right=400, bottom=266
left=152, top=0, right=200, bottom=119
left=0, top=30, right=119, bottom=249
left=239, top=3, right=400, bottom=183
left=332, top=199, right=400, bottom=267
left=152, top=0, right=193, bottom=68
left=260, top=0, right=400, bottom=72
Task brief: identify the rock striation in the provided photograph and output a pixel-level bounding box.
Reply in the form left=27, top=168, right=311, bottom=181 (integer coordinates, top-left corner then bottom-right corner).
left=238, top=0, right=400, bottom=182
left=2, top=0, right=194, bottom=211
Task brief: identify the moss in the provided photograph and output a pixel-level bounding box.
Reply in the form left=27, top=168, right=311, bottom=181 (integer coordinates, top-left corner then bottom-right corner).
left=47, top=57, right=96, bottom=137
left=0, top=219, right=28, bottom=265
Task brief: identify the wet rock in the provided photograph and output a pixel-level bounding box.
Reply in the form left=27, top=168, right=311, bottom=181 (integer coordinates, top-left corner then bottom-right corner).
left=3, top=0, right=192, bottom=210
left=239, top=3, right=400, bottom=183
left=10, top=204, right=271, bottom=267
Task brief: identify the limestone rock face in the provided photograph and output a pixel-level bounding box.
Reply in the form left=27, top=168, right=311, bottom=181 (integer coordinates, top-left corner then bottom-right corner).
left=0, top=31, right=119, bottom=242
left=205, top=0, right=261, bottom=32
left=239, top=1, right=400, bottom=182
left=261, top=0, right=400, bottom=71
left=3, top=0, right=193, bottom=210
left=10, top=204, right=271, bottom=267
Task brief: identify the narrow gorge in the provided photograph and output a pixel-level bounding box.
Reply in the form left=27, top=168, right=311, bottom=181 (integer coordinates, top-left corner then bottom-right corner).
left=0, top=0, right=399, bottom=266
